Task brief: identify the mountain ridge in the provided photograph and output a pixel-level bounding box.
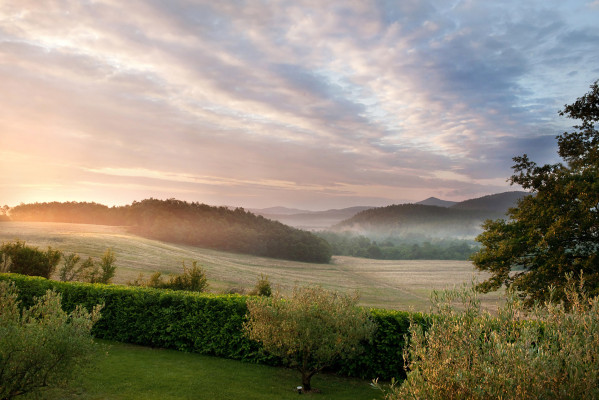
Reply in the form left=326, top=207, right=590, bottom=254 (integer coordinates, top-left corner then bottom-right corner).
left=253, top=191, right=528, bottom=231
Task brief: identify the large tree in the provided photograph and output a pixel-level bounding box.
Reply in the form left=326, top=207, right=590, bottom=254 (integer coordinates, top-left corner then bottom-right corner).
left=472, top=80, right=599, bottom=306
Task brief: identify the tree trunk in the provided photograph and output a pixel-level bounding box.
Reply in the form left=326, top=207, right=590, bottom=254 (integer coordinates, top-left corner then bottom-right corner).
left=301, top=371, right=312, bottom=392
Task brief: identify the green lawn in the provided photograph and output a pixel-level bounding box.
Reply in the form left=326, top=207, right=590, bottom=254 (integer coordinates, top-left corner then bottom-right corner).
left=36, top=341, right=383, bottom=400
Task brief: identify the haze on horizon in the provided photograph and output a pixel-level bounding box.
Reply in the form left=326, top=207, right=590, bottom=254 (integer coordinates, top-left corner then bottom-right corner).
left=1, top=1, right=598, bottom=211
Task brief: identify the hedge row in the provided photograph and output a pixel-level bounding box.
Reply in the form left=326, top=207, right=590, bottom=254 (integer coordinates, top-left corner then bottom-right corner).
left=0, top=273, right=429, bottom=380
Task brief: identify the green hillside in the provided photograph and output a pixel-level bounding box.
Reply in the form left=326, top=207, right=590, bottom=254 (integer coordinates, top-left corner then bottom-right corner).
left=7, top=199, right=331, bottom=263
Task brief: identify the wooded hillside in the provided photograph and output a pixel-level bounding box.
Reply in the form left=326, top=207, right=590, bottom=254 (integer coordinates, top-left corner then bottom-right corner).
left=7, top=199, right=332, bottom=263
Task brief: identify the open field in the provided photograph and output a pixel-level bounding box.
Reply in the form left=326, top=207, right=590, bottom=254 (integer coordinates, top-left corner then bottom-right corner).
left=36, top=340, right=381, bottom=400
left=0, top=221, right=503, bottom=311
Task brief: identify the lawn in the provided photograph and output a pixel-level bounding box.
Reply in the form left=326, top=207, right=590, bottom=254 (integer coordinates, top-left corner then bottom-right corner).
left=36, top=340, right=383, bottom=400
left=0, top=221, right=502, bottom=311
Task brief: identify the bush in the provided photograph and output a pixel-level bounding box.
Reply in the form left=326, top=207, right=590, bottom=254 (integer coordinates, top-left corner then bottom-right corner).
left=0, top=281, right=102, bottom=399
left=248, top=274, right=272, bottom=296
left=382, top=276, right=599, bottom=400
left=130, top=261, right=208, bottom=292
left=0, top=240, right=61, bottom=278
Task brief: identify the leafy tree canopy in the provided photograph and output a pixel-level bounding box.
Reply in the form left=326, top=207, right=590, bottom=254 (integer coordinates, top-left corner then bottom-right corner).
left=243, top=286, right=376, bottom=392
left=472, top=80, right=599, bottom=306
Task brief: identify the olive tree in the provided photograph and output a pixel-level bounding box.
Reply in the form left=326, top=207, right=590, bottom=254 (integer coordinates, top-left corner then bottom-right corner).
left=381, top=276, right=599, bottom=400
left=243, top=286, right=376, bottom=392
left=0, top=281, right=102, bottom=399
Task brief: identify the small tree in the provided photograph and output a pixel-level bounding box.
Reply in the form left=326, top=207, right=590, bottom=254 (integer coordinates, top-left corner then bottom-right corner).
left=249, top=274, right=272, bottom=296
left=58, top=252, right=82, bottom=281
left=85, top=249, right=117, bottom=284
left=0, top=281, right=102, bottom=399
left=243, top=286, right=376, bottom=392
left=472, top=80, right=599, bottom=306
left=98, top=249, right=117, bottom=284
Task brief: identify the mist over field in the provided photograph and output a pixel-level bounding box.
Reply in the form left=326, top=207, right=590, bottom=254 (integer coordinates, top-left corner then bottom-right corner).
left=0, top=221, right=502, bottom=311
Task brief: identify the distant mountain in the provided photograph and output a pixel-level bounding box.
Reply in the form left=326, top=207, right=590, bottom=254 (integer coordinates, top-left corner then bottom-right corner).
left=253, top=206, right=374, bottom=230
left=332, top=191, right=530, bottom=239
left=251, top=206, right=312, bottom=215
left=417, top=197, right=457, bottom=207
left=450, top=191, right=528, bottom=213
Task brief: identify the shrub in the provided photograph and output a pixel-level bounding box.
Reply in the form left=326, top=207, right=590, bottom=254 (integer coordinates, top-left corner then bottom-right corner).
left=243, top=286, right=377, bottom=392
left=0, top=281, right=102, bottom=399
left=59, top=252, right=82, bottom=281
left=131, top=261, right=209, bottom=292
left=382, top=275, right=599, bottom=400
left=248, top=274, right=272, bottom=296
left=96, top=249, right=117, bottom=284
left=0, top=240, right=61, bottom=278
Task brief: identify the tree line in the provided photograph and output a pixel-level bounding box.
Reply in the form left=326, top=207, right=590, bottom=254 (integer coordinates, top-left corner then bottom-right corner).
left=6, top=199, right=332, bottom=263
left=317, top=231, right=476, bottom=260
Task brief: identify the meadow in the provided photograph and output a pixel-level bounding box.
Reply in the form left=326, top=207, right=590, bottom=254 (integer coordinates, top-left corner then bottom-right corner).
left=0, top=221, right=501, bottom=311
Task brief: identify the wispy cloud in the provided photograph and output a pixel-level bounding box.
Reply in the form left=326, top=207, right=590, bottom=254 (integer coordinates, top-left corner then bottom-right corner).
left=0, top=0, right=597, bottom=209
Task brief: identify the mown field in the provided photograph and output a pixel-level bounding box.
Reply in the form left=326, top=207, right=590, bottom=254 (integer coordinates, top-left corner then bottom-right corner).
left=0, top=221, right=502, bottom=311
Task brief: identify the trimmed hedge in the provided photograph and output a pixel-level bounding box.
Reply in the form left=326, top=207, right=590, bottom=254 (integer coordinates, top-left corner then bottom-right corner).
left=0, top=273, right=429, bottom=380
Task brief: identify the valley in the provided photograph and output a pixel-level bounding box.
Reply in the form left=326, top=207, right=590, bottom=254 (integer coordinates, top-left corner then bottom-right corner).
left=0, top=221, right=502, bottom=311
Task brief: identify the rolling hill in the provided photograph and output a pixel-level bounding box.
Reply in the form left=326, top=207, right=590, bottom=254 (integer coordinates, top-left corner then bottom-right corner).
left=332, top=191, right=528, bottom=239
left=7, top=199, right=332, bottom=263
left=252, top=206, right=374, bottom=230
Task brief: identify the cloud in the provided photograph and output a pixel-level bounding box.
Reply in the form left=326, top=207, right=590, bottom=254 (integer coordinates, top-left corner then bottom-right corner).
left=0, top=0, right=597, bottom=209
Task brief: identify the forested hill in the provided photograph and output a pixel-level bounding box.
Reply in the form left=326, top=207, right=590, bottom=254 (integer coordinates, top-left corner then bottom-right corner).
left=449, top=191, right=528, bottom=212
left=7, top=199, right=332, bottom=263
left=333, top=191, right=528, bottom=238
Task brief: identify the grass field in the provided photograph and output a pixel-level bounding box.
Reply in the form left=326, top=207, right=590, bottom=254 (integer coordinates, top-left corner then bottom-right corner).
left=35, top=340, right=382, bottom=400
left=0, top=221, right=502, bottom=311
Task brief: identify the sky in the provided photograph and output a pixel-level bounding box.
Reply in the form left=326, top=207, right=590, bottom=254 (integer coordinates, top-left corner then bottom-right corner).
left=1, top=1, right=598, bottom=211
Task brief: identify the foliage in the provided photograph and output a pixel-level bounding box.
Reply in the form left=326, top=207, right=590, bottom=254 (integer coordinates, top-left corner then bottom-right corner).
left=243, top=286, right=377, bottom=391
left=8, top=199, right=332, bottom=263
left=0, top=240, right=61, bottom=278
left=248, top=274, right=272, bottom=296
left=318, top=231, right=476, bottom=260
left=0, top=281, right=102, bottom=399
left=96, top=249, right=117, bottom=284
left=0, top=272, right=424, bottom=381
left=381, top=275, right=599, bottom=400
left=58, top=249, right=117, bottom=284
left=472, top=81, right=599, bottom=306
left=133, top=261, right=209, bottom=292
left=59, top=252, right=82, bottom=281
